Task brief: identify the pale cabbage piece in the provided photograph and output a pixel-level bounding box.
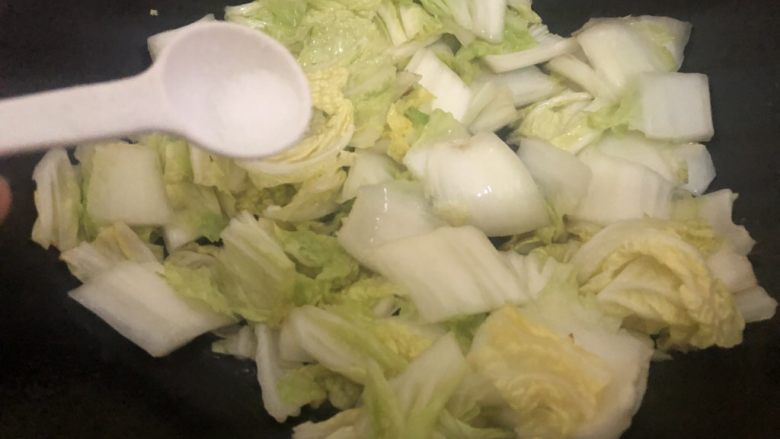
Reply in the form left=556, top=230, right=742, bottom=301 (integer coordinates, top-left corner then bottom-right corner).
left=61, top=222, right=160, bottom=282
left=733, top=287, right=778, bottom=323
left=707, top=246, right=758, bottom=293
left=254, top=324, right=304, bottom=423
left=546, top=54, right=618, bottom=102
left=339, top=150, right=401, bottom=202
left=483, top=24, right=579, bottom=72
left=162, top=183, right=228, bottom=251
left=85, top=142, right=173, bottom=226
left=574, top=16, right=691, bottom=91
left=572, top=219, right=745, bottom=350
left=404, top=132, right=549, bottom=237
left=212, top=324, right=257, bottom=360
left=672, top=189, right=755, bottom=255
left=595, top=132, right=716, bottom=195
left=521, top=285, right=654, bottom=439
left=468, top=305, right=611, bottom=439
left=337, top=181, right=444, bottom=271
left=293, top=409, right=362, bottom=439
left=216, top=212, right=297, bottom=324
left=572, top=146, right=674, bottom=226
left=629, top=72, right=714, bottom=142
left=468, top=83, right=519, bottom=133
left=69, top=262, right=233, bottom=357
left=469, top=0, right=507, bottom=43
left=358, top=333, right=468, bottom=438
left=31, top=149, right=82, bottom=251
left=285, top=305, right=408, bottom=384
left=516, top=136, right=592, bottom=215
left=406, top=48, right=472, bottom=121
left=264, top=168, right=347, bottom=222
left=512, top=90, right=603, bottom=154
left=370, top=226, right=530, bottom=322
left=498, top=66, right=564, bottom=107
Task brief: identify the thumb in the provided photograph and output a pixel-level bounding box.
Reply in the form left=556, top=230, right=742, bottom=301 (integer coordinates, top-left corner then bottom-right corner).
left=0, top=176, right=12, bottom=224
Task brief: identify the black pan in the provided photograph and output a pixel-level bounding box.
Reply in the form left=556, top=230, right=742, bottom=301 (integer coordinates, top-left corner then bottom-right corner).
left=1, top=0, right=779, bottom=437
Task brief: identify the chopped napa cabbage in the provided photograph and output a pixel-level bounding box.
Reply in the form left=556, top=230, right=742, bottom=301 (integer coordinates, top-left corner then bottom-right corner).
left=265, top=169, right=347, bottom=222
left=163, top=183, right=228, bottom=250
left=382, top=86, right=436, bottom=162
left=339, top=150, right=402, bottom=202
left=293, top=409, right=363, bottom=439
left=359, top=333, right=468, bottom=438
left=277, top=364, right=361, bottom=412
left=571, top=219, right=745, bottom=350
left=377, top=1, right=412, bottom=47
left=411, top=108, right=471, bottom=150
left=370, top=226, right=529, bottom=322
left=404, top=132, right=549, bottom=236
left=629, top=72, right=714, bottom=142
left=138, top=133, right=193, bottom=184
left=732, top=287, right=777, bottom=323
left=297, top=5, right=387, bottom=70
left=707, top=246, right=758, bottom=293
left=285, top=305, right=408, bottom=383
left=467, top=305, right=611, bottom=439
left=472, top=280, right=655, bottom=439
left=572, top=146, right=673, bottom=225
left=594, top=133, right=716, bottom=195
left=546, top=54, right=618, bottom=102
left=164, top=246, right=234, bottom=316
left=595, top=133, right=678, bottom=182
left=483, top=25, right=578, bottom=72
left=671, top=143, right=716, bottom=195
left=419, top=0, right=474, bottom=32
left=574, top=16, right=691, bottom=91
left=254, top=324, right=305, bottom=422
left=212, top=324, right=257, bottom=360
left=406, top=48, right=472, bottom=121
left=188, top=146, right=249, bottom=193
left=512, top=91, right=603, bottom=154
left=275, top=225, right=361, bottom=292
left=516, top=137, right=592, bottom=214
left=435, top=410, right=514, bottom=439
left=469, top=0, right=507, bottom=43
left=672, top=189, right=755, bottom=255
left=503, top=250, right=576, bottom=300
left=61, top=222, right=161, bottom=282
left=338, top=181, right=444, bottom=270
left=69, top=261, right=233, bottom=357
left=496, top=66, right=563, bottom=108
left=449, top=8, right=537, bottom=82
left=325, top=275, right=407, bottom=318
left=386, top=2, right=444, bottom=46
left=217, top=213, right=297, bottom=324
left=467, top=83, right=519, bottom=133
left=31, top=149, right=82, bottom=251
left=84, top=142, right=172, bottom=227
left=225, top=0, right=309, bottom=53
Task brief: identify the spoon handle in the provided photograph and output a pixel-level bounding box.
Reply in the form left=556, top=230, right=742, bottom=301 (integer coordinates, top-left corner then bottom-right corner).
left=0, top=72, right=170, bottom=155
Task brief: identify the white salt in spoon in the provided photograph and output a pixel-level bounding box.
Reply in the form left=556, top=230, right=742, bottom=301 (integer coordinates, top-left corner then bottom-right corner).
left=0, top=22, right=311, bottom=159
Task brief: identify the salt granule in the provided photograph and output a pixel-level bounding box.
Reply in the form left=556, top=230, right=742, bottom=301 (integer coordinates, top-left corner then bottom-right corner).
left=212, top=70, right=300, bottom=155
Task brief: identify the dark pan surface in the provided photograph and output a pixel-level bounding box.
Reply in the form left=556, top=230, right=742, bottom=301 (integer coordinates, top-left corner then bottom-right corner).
left=1, top=1, right=779, bottom=437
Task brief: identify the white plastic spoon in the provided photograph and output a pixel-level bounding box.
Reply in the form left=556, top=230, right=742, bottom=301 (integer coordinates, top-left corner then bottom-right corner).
left=0, top=21, right=311, bottom=159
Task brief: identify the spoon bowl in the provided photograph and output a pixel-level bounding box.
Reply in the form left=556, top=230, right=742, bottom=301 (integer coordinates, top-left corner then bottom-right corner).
left=156, top=22, right=311, bottom=158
